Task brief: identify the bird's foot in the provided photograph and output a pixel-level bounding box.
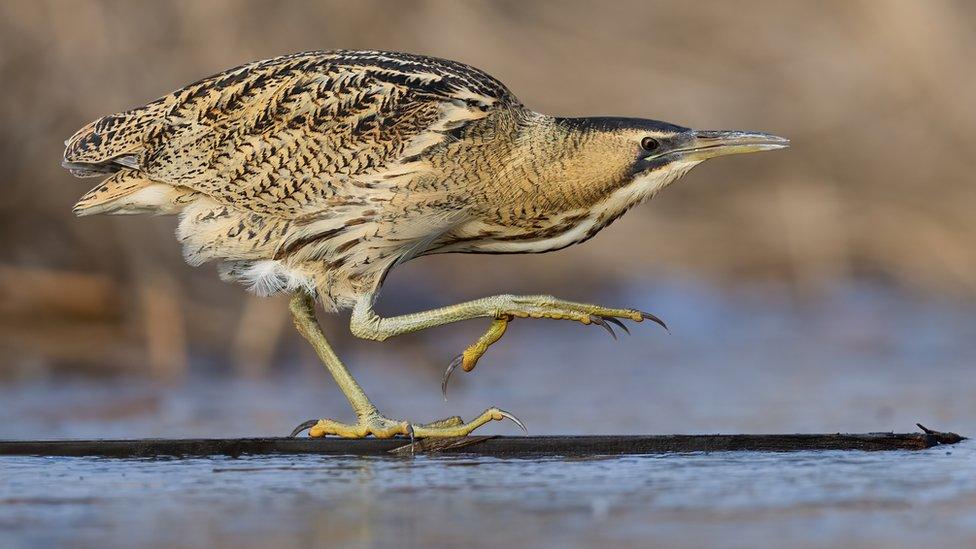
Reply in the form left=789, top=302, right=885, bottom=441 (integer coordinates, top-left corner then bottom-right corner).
left=442, top=299, right=667, bottom=397
left=289, top=407, right=526, bottom=439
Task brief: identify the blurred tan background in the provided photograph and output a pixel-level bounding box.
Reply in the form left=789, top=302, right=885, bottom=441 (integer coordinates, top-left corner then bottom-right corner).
left=1, top=0, right=974, bottom=381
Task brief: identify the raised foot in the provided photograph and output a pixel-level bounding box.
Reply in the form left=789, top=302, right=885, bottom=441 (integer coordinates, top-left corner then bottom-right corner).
left=442, top=302, right=668, bottom=398
left=289, top=407, right=526, bottom=439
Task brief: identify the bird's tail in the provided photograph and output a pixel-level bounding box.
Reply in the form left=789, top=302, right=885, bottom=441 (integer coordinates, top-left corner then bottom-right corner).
left=63, top=105, right=198, bottom=216
left=61, top=102, right=167, bottom=177
left=72, top=168, right=194, bottom=217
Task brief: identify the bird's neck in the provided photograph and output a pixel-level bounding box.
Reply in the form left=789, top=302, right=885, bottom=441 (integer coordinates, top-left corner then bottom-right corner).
left=510, top=114, right=635, bottom=208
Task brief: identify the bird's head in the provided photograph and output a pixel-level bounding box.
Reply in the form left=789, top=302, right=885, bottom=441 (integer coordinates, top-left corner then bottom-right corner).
left=551, top=117, right=788, bottom=205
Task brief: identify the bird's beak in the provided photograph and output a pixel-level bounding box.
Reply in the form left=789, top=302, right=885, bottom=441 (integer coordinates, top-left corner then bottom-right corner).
left=669, top=130, right=789, bottom=161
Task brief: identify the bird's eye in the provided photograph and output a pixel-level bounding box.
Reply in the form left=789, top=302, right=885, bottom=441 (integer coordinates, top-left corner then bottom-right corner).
left=641, top=137, right=660, bottom=152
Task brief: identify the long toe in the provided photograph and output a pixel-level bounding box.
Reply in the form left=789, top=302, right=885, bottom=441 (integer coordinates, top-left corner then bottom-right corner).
left=419, top=415, right=465, bottom=429
left=290, top=412, right=492, bottom=439
left=411, top=407, right=527, bottom=438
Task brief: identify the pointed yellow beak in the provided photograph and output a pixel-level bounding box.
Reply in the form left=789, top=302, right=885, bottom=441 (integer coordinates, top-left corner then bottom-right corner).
left=682, top=130, right=790, bottom=161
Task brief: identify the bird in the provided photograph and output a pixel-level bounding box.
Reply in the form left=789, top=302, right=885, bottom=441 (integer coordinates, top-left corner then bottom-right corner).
left=62, top=50, right=787, bottom=439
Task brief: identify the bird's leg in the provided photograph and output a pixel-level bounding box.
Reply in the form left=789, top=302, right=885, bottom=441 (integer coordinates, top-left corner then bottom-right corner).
left=350, top=294, right=666, bottom=394
left=352, top=294, right=665, bottom=341
left=287, top=292, right=524, bottom=438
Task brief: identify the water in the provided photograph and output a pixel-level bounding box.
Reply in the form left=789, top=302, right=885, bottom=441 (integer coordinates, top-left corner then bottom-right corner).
left=1, top=282, right=974, bottom=547
left=2, top=443, right=975, bottom=549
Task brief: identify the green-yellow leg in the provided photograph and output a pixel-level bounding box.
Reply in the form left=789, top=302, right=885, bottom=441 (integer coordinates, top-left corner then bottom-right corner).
left=288, top=293, right=524, bottom=439
left=350, top=293, right=667, bottom=396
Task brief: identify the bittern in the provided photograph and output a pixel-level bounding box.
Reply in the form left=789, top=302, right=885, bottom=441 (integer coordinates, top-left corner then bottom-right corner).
left=63, top=50, right=787, bottom=439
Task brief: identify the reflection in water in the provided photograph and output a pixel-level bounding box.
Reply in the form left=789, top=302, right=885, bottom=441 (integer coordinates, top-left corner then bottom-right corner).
left=2, top=443, right=976, bottom=548
left=1, top=282, right=974, bottom=547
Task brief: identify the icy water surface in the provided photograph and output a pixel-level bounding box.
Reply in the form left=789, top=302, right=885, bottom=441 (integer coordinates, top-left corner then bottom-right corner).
left=1, top=282, right=974, bottom=547
left=2, top=442, right=975, bottom=549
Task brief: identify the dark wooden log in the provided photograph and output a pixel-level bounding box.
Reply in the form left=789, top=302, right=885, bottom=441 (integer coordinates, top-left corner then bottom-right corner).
left=0, top=427, right=963, bottom=458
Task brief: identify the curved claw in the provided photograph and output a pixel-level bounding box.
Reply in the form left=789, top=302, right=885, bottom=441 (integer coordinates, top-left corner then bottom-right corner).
left=442, top=354, right=463, bottom=400
left=602, top=316, right=630, bottom=335
left=496, top=408, right=528, bottom=434
left=288, top=419, right=320, bottom=438
left=590, top=316, right=617, bottom=340
left=639, top=310, right=669, bottom=332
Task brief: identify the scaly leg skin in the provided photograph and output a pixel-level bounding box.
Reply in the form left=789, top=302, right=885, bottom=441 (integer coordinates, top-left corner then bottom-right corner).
left=287, top=292, right=525, bottom=439
left=350, top=293, right=667, bottom=397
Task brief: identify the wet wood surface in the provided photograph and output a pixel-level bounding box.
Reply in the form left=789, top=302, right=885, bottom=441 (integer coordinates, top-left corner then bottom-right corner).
left=0, top=427, right=964, bottom=458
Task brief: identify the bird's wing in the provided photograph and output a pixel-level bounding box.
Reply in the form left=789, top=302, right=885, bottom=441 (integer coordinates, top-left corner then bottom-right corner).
left=62, top=50, right=522, bottom=218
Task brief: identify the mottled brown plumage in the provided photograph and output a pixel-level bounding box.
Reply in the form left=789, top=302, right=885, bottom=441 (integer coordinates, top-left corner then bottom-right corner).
left=63, top=50, right=786, bottom=438
left=66, top=51, right=525, bottom=308
left=64, top=50, right=769, bottom=310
